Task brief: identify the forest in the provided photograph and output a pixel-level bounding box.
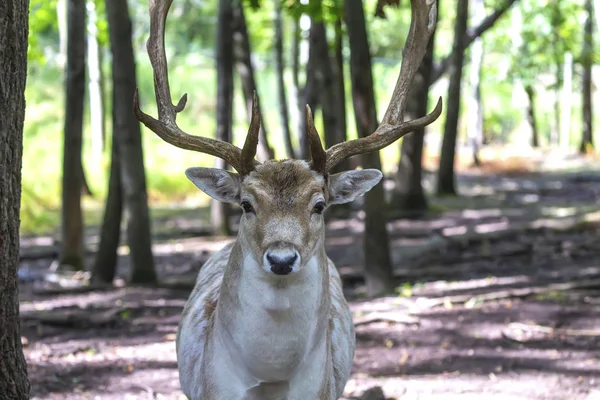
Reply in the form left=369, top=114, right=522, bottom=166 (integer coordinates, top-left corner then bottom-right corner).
left=1, top=0, right=600, bottom=398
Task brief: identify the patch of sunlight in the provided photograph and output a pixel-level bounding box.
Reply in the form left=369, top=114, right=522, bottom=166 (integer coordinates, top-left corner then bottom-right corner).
left=540, top=206, right=578, bottom=218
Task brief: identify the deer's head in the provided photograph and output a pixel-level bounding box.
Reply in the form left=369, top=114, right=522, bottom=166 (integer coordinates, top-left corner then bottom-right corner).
left=134, top=0, right=441, bottom=277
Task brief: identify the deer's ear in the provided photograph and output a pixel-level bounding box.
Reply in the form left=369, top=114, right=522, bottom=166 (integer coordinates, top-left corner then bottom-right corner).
left=328, top=169, right=383, bottom=205
left=185, top=167, right=241, bottom=204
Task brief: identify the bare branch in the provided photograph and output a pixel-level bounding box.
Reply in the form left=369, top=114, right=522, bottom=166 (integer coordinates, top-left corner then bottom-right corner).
left=324, top=0, right=442, bottom=172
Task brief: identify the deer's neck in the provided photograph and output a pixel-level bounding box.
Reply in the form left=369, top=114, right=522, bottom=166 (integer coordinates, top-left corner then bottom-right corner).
left=214, top=241, right=331, bottom=383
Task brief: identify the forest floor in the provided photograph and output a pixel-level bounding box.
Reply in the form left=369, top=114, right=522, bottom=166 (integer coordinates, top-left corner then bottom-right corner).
left=17, top=151, right=600, bottom=400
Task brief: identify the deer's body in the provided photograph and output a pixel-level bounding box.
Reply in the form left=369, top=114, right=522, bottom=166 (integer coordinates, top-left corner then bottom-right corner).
left=176, top=161, right=356, bottom=400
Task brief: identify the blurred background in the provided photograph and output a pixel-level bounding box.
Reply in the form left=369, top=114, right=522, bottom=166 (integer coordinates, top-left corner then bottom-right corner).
left=18, top=0, right=600, bottom=399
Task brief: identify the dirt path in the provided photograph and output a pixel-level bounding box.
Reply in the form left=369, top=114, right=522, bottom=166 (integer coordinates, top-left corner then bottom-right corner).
left=18, top=163, right=600, bottom=399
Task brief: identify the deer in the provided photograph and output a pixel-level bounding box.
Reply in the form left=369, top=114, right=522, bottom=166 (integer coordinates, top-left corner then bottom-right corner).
left=133, top=0, right=441, bottom=398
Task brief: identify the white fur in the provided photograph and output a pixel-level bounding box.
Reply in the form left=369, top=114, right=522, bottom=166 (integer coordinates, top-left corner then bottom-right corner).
left=176, top=246, right=355, bottom=400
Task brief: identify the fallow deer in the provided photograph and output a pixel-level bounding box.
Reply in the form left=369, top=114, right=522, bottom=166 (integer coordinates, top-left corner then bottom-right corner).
left=134, top=0, right=441, bottom=398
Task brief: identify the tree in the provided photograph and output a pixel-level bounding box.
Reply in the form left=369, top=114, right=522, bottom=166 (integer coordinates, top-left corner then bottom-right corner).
left=0, top=0, right=31, bottom=397
left=524, top=84, right=539, bottom=147
left=106, top=0, right=157, bottom=284
left=232, top=2, right=274, bottom=161
left=395, top=0, right=439, bottom=213
left=436, top=0, right=469, bottom=196
left=344, top=0, right=394, bottom=297
left=332, top=15, right=349, bottom=173
left=212, top=0, right=235, bottom=236
left=91, top=132, right=122, bottom=284
left=311, top=21, right=343, bottom=158
left=274, top=0, right=295, bottom=159
left=59, top=0, right=87, bottom=271
left=396, top=0, right=517, bottom=210
left=467, top=0, right=485, bottom=167
left=581, top=0, right=594, bottom=153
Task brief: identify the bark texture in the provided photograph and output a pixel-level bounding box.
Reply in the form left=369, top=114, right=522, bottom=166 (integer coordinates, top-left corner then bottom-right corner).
left=581, top=0, right=594, bottom=153
left=524, top=85, right=539, bottom=148
left=91, top=135, right=122, bottom=284
left=274, top=0, right=295, bottom=159
left=0, top=0, right=31, bottom=396
left=106, top=0, right=157, bottom=283
left=437, top=0, right=469, bottom=196
left=212, top=0, right=235, bottom=236
left=344, top=0, right=394, bottom=297
left=232, top=2, right=274, bottom=161
left=60, top=0, right=87, bottom=270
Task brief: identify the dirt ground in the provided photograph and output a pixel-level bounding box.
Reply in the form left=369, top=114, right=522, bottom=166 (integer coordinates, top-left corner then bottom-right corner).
left=17, top=154, right=600, bottom=400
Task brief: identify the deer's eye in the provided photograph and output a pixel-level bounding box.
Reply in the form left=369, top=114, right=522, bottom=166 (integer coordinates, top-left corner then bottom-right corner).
left=313, top=201, right=326, bottom=215
left=240, top=201, right=255, bottom=214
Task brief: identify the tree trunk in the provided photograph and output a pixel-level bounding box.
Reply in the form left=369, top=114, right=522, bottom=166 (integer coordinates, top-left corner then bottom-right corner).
left=395, top=0, right=438, bottom=213
left=524, top=84, right=539, bottom=148
left=437, top=0, right=469, bottom=196
left=106, top=0, right=157, bottom=284
left=297, top=31, right=319, bottom=160
left=91, top=135, right=122, bottom=284
left=344, top=0, right=394, bottom=298
left=581, top=0, right=594, bottom=154
left=212, top=0, right=235, bottom=236
left=60, top=0, right=87, bottom=271
left=311, top=22, right=341, bottom=156
left=87, top=0, right=104, bottom=163
left=560, top=52, right=573, bottom=151
left=332, top=16, right=349, bottom=172
left=274, top=0, right=295, bottom=159
left=467, top=0, right=485, bottom=167
left=291, top=16, right=301, bottom=151
left=0, top=0, right=31, bottom=396
left=232, top=2, right=274, bottom=161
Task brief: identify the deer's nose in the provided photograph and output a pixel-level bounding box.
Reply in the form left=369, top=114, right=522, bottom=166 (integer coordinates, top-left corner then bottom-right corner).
left=266, top=252, right=298, bottom=275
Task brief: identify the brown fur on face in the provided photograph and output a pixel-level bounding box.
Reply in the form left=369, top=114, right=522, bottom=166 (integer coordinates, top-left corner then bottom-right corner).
left=238, top=160, right=328, bottom=268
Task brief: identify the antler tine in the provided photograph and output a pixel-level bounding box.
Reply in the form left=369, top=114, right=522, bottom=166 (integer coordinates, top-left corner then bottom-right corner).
left=324, top=0, right=443, bottom=172
left=239, top=91, right=261, bottom=176
left=305, top=105, right=327, bottom=175
left=133, top=0, right=258, bottom=174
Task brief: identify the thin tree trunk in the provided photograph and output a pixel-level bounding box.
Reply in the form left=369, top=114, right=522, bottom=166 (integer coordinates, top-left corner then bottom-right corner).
left=291, top=16, right=301, bottom=151
left=344, top=0, right=394, bottom=298
left=212, top=0, right=235, bottom=236
left=468, top=0, right=485, bottom=167
left=232, top=3, right=274, bottom=161
left=524, top=84, right=539, bottom=148
left=87, top=0, right=104, bottom=163
left=332, top=16, right=349, bottom=172
left=60, top=0, right=87, bottom=271
left=57, top=0, right=67, bottom=68
left=0, top=0, right=31, bottom=396
left=437, top=0, right=469, bottom=196
left=560, top=52, right=573, bottom=150
left=297, top=30, right=320, bottom=160
left=311, top=22, right=341, bottom=155
left=395, top=0, right=438, bottom=213
left=581, top=0, right=594, bottom=153
left=91, top=135, right=122, bottom=284
left=274, top=0, right=295, bottom=159
left=106, top=0, right=157, bottom=284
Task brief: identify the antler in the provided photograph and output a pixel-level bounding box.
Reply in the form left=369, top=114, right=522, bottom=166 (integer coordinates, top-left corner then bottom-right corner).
left=133, top=0, right=260, bottom=176
left=324, top=0, right=443, bottom=172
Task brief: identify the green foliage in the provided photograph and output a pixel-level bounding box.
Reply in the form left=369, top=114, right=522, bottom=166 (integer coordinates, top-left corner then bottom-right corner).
left=28, top=0, right=59, bottom=64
